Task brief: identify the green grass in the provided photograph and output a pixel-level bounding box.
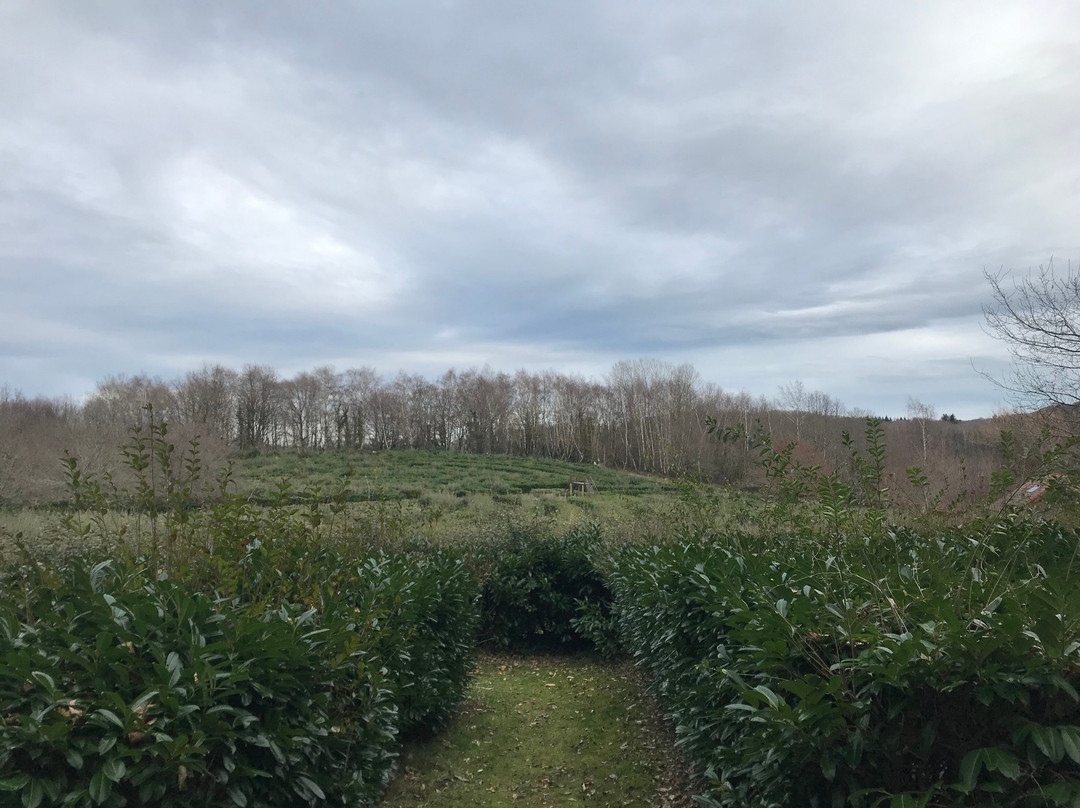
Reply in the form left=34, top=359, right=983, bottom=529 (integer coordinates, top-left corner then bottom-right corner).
left=1, top=449, right=758, bottom=562
left=230, top=449, right=677, bottom=501
left=381, top=653, right=695, bottom=808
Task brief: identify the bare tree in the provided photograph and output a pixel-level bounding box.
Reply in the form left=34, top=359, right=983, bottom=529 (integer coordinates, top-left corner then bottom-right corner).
left=175, top=364, right=237, bottom=444
left=83, top=374, right=178, bottom=435
left=906, top=398, right=937, bottom=465
left=0, top=390, right=73, bottom=504
left=984, top=261, right=1080, bottom=423
left=236, top=365, right=279, bottom=449
left=778, top=380, right=807, bottom=442
left=283, top=370, right=338, bottom=450
left=369, top=382, right=403, bottom=450
left=551, top=373, right=596, bottom=463
left=341, top=367, right=379, bottom=449
left=394, top=372, right=438, bottom=448
left=434, top=369, right=463, bottom=450
left=512, top=370, right=544, bottom=456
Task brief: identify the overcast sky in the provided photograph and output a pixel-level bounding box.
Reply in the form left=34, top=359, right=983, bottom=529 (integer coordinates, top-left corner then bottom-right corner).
left=3, top=1, right=1078, bottom=419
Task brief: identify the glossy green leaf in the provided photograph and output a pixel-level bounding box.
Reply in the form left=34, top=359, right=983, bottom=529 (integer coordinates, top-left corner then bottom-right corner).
left=0, top=775, right=30, bottom=793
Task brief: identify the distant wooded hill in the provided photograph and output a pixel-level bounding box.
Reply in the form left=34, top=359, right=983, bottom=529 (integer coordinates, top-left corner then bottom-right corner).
left=0, top=360, right=1043, bottom=507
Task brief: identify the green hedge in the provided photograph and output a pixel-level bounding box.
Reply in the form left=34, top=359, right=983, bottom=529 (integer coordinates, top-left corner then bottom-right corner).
left=349, top=550, right=479, bottom=735
left=610, top=524, right=1080, bottom=807
left=188, top=533, right=481, bottom=736
left=477, top=524, right=619, bottom=654
left=0, top=546, right=479, bottom=807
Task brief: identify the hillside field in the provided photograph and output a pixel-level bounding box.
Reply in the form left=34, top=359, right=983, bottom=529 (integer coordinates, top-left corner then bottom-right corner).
left=1, top=449, right=732, bottom=561
left=230, top=448, right=677, bottom=500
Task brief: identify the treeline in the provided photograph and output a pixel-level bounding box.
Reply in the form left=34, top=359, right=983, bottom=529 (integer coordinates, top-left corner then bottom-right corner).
left=0, top=360, right=1018, bottom=506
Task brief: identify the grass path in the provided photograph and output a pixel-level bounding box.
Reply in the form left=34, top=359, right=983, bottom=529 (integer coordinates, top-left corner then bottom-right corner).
left=381, top=653, right=696, bottom=808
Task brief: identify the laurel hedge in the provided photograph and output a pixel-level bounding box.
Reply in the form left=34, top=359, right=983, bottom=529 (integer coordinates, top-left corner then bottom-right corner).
left=0, top=545, right=479, bottom=808
left=610, top=524, right=1080, bottom=807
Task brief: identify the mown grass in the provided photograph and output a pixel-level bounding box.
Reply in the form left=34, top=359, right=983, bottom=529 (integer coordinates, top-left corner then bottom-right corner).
left=381, top=653, right=694, bottom=808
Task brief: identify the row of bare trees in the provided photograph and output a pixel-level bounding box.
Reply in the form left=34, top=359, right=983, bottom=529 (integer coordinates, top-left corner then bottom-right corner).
left=0, top=362, right=1020, bottom=506
left=77, top=360, right=745, bottom=472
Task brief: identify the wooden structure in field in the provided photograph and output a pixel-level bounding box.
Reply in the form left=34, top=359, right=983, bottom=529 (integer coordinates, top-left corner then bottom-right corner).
left=569, top=477, right=598, bottom=496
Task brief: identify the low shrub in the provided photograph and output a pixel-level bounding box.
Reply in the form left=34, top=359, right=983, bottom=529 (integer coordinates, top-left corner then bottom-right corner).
left=477, top=524, right=618, bottom=654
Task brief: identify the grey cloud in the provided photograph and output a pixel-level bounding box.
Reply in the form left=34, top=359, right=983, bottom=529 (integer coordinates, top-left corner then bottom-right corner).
left=3, top=1, right=1078, bottom=416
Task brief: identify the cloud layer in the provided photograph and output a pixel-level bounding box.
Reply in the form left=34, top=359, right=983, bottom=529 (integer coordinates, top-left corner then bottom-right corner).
left=3, top=1, right=1078, bottom=418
